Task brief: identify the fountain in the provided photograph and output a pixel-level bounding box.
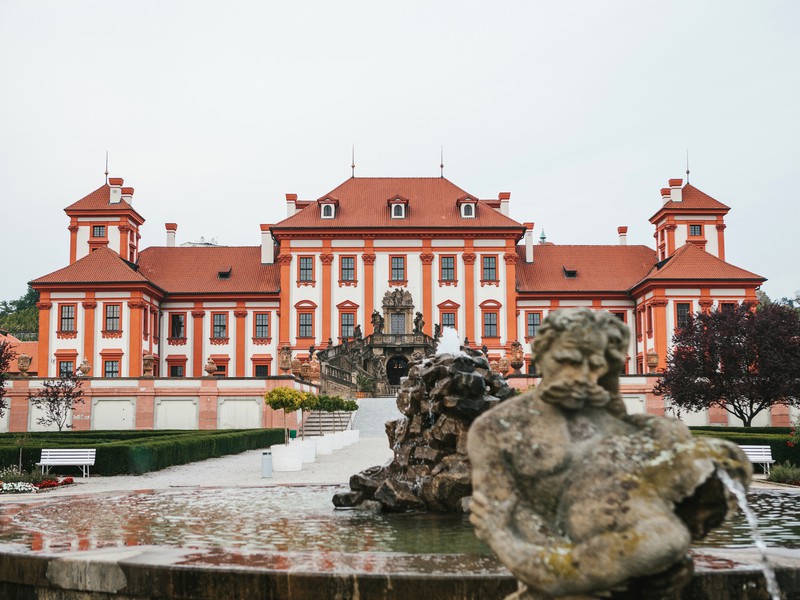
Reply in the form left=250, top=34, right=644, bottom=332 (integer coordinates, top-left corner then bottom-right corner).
left=0, top=315, right=798, bottom=599
left=332, top=327, right=515, bottom=512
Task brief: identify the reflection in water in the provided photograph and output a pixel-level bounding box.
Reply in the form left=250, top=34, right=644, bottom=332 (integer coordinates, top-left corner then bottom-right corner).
left=0, top=487, right=797, bottom=555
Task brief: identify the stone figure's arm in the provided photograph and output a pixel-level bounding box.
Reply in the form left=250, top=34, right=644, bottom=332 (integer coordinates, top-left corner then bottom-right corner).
left=494, top=512, right=691, bottom=597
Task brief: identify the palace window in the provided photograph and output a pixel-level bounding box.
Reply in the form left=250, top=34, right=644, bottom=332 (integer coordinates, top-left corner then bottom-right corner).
left=340, top=312, right=355, bottom=338
left=169, top=365, right=185, bottom=377
left=441, top=312, right=455, bottom=329
left=462, top=203, right=474, bottom=217
left=298, top=257, right=314, bottom=282
left=212, top=313, right=228, bottom=338
left=92, top=225, right=106, bottom=238
left=103, top=360, right=120, bottom=378
left=391, top=256, right=405, bottom=282
left=104, top=304, right=121, bottom=332
left=482, top=256, right=497, bottom=281
left=170, top=313, right=186, bottom=338
left=721, top=301, right=736, bottom=313
left=58, top=361, right=74, bottom=377
left=255, top=364, right=269, bottom=377
left=298, top=313, right=314, bottom=338
left=440, top=256, right=455, bottom=282
left=483, top=312, right=498, bottom=338
left=676, top=303, right=691, bottom=330
left=340, top=256, right=356, bottom=282
left=322, top=204, right=333, bottom=218
left=526, top=312, right=541, bottom=339
left=391, top=204, right=405, bottom=218
left=255, top=313, right=270, bottom=338
left=59, top=305, right=76, bottom=332
left=689, top=224, right=703, bottom=237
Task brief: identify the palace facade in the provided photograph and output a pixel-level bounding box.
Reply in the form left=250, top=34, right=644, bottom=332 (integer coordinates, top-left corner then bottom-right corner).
left=27, top=174, right=766, bottom=403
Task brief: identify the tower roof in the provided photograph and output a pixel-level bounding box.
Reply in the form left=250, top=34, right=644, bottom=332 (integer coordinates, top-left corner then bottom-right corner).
left=64, top=183, right=145, bottom=223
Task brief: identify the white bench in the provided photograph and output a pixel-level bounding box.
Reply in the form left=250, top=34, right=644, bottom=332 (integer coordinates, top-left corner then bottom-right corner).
left=738, top=445, right=775, bottom=475
left=36, top=449, right=96, bottom=478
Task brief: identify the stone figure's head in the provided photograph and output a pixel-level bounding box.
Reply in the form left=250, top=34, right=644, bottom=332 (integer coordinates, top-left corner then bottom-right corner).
left=532, top=308, right=629, bottom=413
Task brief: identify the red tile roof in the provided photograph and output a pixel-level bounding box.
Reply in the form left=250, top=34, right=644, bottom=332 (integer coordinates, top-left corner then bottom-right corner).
left=516, top=245, right=657, bottom=293
left=138, top=247, right=280, bottom=294
left=636, top=243, right=764, bottom=285
left=30, top=247, right=152, bottom=286
left=64, top=183, right=145, bottom=221
left=274, top=177, right=525, bottom=231
left=656, top=183, right=730, bottom=213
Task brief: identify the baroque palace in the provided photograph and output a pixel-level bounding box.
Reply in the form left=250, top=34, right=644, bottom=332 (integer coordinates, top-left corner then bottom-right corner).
left=5, top=172, right=782, bottom=430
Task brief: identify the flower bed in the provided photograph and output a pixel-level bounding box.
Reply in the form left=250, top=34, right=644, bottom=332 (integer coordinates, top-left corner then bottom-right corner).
left=0, top=476, right=74, bottom=494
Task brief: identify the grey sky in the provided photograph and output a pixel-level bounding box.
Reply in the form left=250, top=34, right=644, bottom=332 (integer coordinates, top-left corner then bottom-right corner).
left=1, top=1, right=797, bottom=302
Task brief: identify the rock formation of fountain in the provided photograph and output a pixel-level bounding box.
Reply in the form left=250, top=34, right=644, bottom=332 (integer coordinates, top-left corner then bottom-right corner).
left=333, top=335, right=515, bottom=512
left=468, top=308, right=753, bottom=600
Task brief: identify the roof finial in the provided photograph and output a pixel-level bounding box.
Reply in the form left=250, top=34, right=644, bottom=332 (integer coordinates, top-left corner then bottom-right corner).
left=440, top=146, right=444, bottom=178
left=104, top=150, right=109, bottom=184
left=351, top=145, right=356, bottom=178
left=685, top=149, right=690, bottom=184
left=539, top=229, right=547, bottom=244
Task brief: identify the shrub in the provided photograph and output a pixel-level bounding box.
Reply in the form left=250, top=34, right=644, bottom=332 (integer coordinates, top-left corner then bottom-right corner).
left=768, top=461, right=800, bottom=486
left=264, top=387, right=309, bottom=443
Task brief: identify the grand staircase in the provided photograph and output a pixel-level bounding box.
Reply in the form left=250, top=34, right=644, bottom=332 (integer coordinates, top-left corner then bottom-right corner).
left=299, top=410, right=356, bottom=437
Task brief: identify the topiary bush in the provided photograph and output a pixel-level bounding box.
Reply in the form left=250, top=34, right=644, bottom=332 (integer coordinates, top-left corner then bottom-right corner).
left=768, top=461, right=800, bottom=486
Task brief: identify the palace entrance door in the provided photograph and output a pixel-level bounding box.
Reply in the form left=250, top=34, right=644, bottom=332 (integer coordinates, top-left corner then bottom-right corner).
left=386, top=355, right=409, bottom=385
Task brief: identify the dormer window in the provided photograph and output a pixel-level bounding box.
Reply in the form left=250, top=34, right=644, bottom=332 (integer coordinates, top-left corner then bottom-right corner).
left=317, top=196, right=339, bottom=219
left=563, top=267, right=577, bottom=279
left=387, top=195, right=409, bottom=219
left=457, top=196, right=478, bottom=218
left=218, top=267, right=232, bottom=280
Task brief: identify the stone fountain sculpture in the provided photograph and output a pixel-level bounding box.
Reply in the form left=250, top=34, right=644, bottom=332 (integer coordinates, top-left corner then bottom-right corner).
left=334, top=347, right=516, bottom=512
left=468, top=308, right=752, bottom=600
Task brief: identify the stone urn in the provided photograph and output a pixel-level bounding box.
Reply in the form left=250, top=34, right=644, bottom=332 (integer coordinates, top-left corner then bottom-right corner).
left=310, top=359, right=321, bottom=382
left=78, top=358, right=91, bottom=376
left=646, top=351, right=659, bottom=373
left=489, top=359, right=500, bottom=374
left=300, top=361, right=312, bottom=381
left=291, top=357, right=302, bottom=378
left=17, top=353, right=31, bottom=377
left=509, top=340, right=524, bottom=374
left=204, top=358, right=217, bottom=377
left=278, top=344, right=292, bottom=373
left=497, top=356, right=511, bottom=377
left=142, top=354, right=155, bottom=377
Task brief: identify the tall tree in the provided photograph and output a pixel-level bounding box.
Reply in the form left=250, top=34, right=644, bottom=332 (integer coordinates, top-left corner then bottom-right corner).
left=28, top=372, right=85, bottom=431
left=0, top=340, right=16, bottom=417
left=655, top=302, right=800, bottom=426
left=0, top=286, right=40, bottom=335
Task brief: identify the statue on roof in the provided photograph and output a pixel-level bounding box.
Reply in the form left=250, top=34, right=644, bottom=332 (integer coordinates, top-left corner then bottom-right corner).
left=371, top=310, right=385, bottom=334
left=413, top=311, right=425, bottom=334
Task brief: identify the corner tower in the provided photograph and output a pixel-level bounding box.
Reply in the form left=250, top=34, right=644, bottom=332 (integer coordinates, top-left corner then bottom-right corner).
left=649, top=179, right=730, bottom=261
left=64, top=177, right=146, bottom=264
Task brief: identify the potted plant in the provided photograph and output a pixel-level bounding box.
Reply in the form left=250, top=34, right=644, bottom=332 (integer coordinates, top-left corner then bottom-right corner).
left=263, top=387, right=305, bottom=471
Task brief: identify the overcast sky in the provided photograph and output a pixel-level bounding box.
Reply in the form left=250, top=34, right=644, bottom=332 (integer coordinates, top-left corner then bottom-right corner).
left=1, top=1, right=797, bottom=303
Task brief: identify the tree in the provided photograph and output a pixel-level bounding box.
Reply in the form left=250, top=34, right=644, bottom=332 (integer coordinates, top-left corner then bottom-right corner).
left=28, top=372, right=85, bottom=431
left=0, top=340, right=16, bottom=417
left=264, top=387, right=311, bottom=444
left=0, top=286, right=40, bottom=335
left=655, top=302, right=800, bottom=427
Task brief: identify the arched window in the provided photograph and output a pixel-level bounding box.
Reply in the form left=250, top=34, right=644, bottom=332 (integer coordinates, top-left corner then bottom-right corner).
left=322, top=205, right=333, bottom=218
left=463, top=204, right=473, bottom=217
left=392, top=204, right=405, bottom=218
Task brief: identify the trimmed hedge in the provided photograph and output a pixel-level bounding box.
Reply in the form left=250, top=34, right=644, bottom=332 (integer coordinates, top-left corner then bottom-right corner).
left=0, top=429, right=284, bottom=475
left=690, top=428, right=800, bottom=467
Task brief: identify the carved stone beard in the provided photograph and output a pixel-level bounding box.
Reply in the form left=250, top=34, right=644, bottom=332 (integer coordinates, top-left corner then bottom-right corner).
left=539, top=378, right=613, bottom=410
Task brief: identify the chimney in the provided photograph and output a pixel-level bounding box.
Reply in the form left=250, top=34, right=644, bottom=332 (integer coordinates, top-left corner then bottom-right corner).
left=524, top=222, right=534, bottom=262
left=286, top=193, right=298, bottom=217
left=617, top=226, right=628, bottom=245
left=260, top=224, right=274, bottom=264
left=121, top=187, right=134, bottom=204
left=165, top=223, right=177, bottom=247
left=669, top=178, right=683, bottom=203
left=108, top=177, right=123, bottom=204
left=498, top=192, right=511, bottom=216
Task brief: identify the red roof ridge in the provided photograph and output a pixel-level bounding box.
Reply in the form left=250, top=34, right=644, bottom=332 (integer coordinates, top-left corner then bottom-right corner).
left=31, top=246, right=152, bottom=286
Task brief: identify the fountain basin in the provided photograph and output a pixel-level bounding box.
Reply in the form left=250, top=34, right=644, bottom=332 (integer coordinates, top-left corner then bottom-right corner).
left=0, top=486, right=798, bottom=599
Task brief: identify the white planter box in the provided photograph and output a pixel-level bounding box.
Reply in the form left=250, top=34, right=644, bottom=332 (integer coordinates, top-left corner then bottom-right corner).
left=296, top=438, right=317, bottom=463
left=327, top=432, right=344, bottom=450
left=316, top=435, right=333, bottom=455
left=344, top=429, right=360, bottom=445
left=271, top=443, right=303, bottom=472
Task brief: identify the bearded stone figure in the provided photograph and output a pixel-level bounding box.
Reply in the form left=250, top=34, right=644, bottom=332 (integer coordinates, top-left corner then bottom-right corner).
left=468, top=308, right=751, bottom=600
